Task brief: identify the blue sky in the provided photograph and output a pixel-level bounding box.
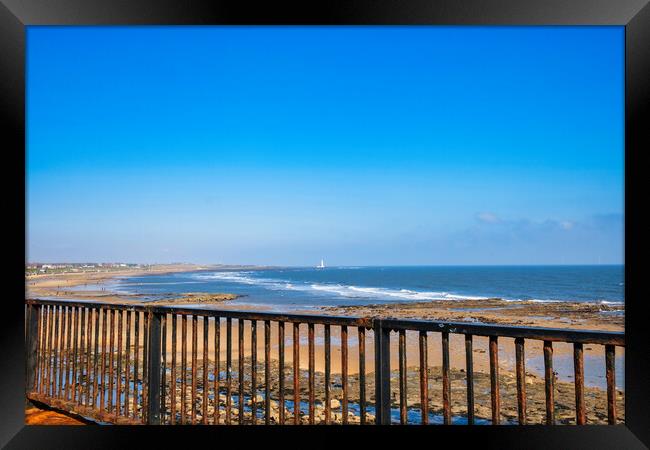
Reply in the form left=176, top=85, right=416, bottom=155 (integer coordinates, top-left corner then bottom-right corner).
left=27, top=26, right=624, bottom=265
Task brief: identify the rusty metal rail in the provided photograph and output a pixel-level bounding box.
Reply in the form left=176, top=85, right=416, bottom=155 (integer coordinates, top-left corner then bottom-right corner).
left=25, top=298, right=624, bottom=425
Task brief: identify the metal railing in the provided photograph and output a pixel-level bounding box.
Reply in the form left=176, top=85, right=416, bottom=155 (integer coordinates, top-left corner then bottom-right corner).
left=24, top=298, right=624, bottom=425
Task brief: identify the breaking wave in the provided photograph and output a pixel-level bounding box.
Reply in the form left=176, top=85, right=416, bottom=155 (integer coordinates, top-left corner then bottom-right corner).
left=191, top=271, right=491, bottom=302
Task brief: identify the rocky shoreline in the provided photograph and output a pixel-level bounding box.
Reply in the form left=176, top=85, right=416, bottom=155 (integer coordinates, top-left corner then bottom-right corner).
left=26, top=269, right=625, bottom=426
left=157, top=357, right=623, bottom=425
left=146, top=292, right=241, bottom=305
left=319, top=298, right=624, bottom=332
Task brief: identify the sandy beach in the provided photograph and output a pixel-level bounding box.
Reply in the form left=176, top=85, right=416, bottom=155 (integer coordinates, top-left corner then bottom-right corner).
left=26, top=267, right=625, bottom=424
left=26, top=266, right=624, bottom=378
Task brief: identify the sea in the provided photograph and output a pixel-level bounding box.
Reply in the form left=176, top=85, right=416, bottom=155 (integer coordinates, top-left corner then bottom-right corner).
left=106, top=265, right=624, bottom=311
left=85, top=264, right=625, bottom=390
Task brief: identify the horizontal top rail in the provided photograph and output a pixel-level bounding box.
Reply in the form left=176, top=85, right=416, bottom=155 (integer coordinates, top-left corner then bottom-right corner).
left=26, top=298, right=149, bottom=312
left=379, top=318, right=624, bottom=346
left=25, top=298, right=624, bottom=346
left=24, top=298, right=372, bottom=328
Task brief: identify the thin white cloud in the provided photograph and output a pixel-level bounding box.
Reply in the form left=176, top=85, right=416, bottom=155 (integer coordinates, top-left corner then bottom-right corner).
left=476, top=212, right=501, bottom=224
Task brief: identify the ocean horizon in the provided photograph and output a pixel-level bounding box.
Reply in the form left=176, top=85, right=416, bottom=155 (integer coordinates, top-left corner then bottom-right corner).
left=100, top=264, right=624, bottom=310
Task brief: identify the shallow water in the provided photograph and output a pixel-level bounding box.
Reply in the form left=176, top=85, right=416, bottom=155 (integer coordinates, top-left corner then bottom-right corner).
left=527, top=353, right=624, bottom=390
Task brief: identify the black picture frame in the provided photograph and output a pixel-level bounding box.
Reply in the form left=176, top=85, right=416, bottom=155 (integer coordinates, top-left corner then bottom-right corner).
left=2, top=1, right=648, bottom=448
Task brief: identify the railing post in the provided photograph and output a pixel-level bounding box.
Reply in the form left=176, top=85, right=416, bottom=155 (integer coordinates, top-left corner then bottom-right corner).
left=374, top=319, right=391, bottom=425
left=26, top=303, right=40, bottom=393
left=22, top=299, right=626, bottom=427
left=146, top=309, right=162, bottom=424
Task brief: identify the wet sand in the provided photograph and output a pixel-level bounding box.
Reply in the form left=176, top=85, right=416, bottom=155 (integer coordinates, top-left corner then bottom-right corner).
left=27, top=269, right=625, bottom=425
left=318, top=299, right=624, bottom=387
left=320, top=298, right=623, bottom=333
left=26, top=269, right=624, bottom=382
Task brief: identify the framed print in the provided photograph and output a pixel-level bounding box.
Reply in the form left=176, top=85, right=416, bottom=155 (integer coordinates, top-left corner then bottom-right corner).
left=1, top=1, right=648, bottom=449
